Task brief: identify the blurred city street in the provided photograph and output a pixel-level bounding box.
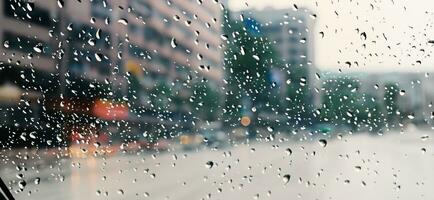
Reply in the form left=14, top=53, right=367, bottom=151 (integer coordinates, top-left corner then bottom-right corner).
left=2, top=129, right=434, bottom=200
left=2, top=0, right=434, bottom=200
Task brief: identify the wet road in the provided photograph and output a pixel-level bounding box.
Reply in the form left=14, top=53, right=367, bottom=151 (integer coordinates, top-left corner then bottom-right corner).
left=1, top=129, right=434, bottom=200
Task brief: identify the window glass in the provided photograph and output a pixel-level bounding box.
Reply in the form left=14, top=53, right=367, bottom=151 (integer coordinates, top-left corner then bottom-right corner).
left=1, top=0, right=433, bottom=200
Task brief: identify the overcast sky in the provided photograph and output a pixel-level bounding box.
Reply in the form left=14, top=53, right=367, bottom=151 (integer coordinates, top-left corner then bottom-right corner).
left=228, top=0, right=434, bottom=73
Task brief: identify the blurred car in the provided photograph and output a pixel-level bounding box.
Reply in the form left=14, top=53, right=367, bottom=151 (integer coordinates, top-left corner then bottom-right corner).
left=179, top=134, right=204, bottom=150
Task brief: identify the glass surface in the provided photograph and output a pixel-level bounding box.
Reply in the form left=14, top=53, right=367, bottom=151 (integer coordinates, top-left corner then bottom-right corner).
left=0, top=0, right=433, bottom=199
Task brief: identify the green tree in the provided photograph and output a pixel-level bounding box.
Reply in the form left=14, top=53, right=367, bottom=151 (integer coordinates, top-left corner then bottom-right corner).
left=151, top=80, right=172, bottom=111
left=285, top=67, right=310, bottom=126
left=191, top=80, right=221, bottom=121
left=319, top=75, right=385, bottom=132
left=222, top=9, right=280, bottom=133
left=384, top=83, right=399, bottom=128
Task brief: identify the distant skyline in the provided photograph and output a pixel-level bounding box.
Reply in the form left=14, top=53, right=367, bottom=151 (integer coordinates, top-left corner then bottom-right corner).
left=228, top=0, right=434, bottom=73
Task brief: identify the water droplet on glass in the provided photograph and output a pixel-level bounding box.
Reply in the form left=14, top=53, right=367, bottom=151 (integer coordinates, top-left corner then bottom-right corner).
left=252, top=55, right=260, bottom=61
left=171, top=38, right=177, bottom=48
left=205, top=161, right=214, bottom=169
left=421, top=135, right=429, bottom=141
left=283, top=174, right=291, bottom=184
left=360, top=32, right=367, bottom=40
left=318, top=139, right=327, bottom=147
left=3, top=40, right=9, bottom=48
left=354, top=166, right=362, bottom=171
left=33, top=44, right=42, bottom=53
left=18, top=180, right=26, bottom=190
left=285, top=148, right=292, bottom=156
left=88, top=38, right=95, bottom=46
left=57, top=0, right=64, bottom=8
left=399, top=90, right=405, bottom=96
left=95, top=53, right=103, bottom=62
left=118, top=18, right=128, bottom=25
left=407, top=114, right=415, bottom=119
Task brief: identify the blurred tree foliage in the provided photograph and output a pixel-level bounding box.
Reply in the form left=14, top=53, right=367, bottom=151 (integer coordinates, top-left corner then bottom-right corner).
left=318, top=76, right=384, bottom=132
left=191, top=80, right=221, bottom=121
left=222, top=9, right=280, bottom=129
left=151, top=80, right=172, bottom=111
left=285, top=67, right=311, bottom=126
left=384, top=83, right=399, bottom=128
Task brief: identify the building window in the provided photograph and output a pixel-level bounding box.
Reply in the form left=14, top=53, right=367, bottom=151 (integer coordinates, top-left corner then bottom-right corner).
left=3, top=1, right=52, bottom=28
left=3, top=31, right=52, bottom=57
left=91, top=0, right=110, bottom=19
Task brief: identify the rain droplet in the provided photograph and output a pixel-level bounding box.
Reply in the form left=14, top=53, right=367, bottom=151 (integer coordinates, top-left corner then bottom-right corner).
left=421, top=135, right=429, bottom=141
left=96, top=29, right=101, bottom=39
left=360, top=32, right=367, bottom=40
left=170, top=38, right=177, bottom=48
left=95, top=53, right=103, bottom=62
left=205, top=161, right=214, bottom=169
left=93, top=142, right=101, bottom=148
left=318, top=139, right=327, bottom=147
left=354, top=166, right=362, bottom=171
left=251, top=107, right=257, bottom=112
left=18, top=180, right=26, bottom=189
left=29, top=131, right=36, bottom=139
left=88, top=38, right=95, bottom=46
left=118, top=18, right=128, bottom=25
left=421, top=147, right=427, bottom=154
left=283, top=174, right=291, bottom=184
left=3, top=40, right=9, bottom=48
left=310, top=14, right=317, bottom=19
left=285, top=148, right=292, bottom=156
left=33, top=44, right=42, bottom=53
left=399, top=90, right=405, bottom=96
left=26, top=3, right=34, bottom=11
left=240, top=47, right=245, bottom=55
left=407, top=114, right=415, bottom=119
left=57, top=0, right=64, bottom=8
left=173, top=15, right=180, bottom=21
left=67, top=23, right=73, bottom=31
left=252, top=55, right=260, bottom=61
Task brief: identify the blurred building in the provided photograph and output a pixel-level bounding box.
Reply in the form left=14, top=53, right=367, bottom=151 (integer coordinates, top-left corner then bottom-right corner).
left=358, top=72, right=434, bottom=126
left=235, top=7, right=321, bottom=109
left=0, top=1, right=60, bottom=146
left=0, top=0, right=224, bottom=147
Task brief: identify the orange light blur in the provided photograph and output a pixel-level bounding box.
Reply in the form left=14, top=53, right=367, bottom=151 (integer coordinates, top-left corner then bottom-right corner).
left=240, top=116, right=251, bottom=127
